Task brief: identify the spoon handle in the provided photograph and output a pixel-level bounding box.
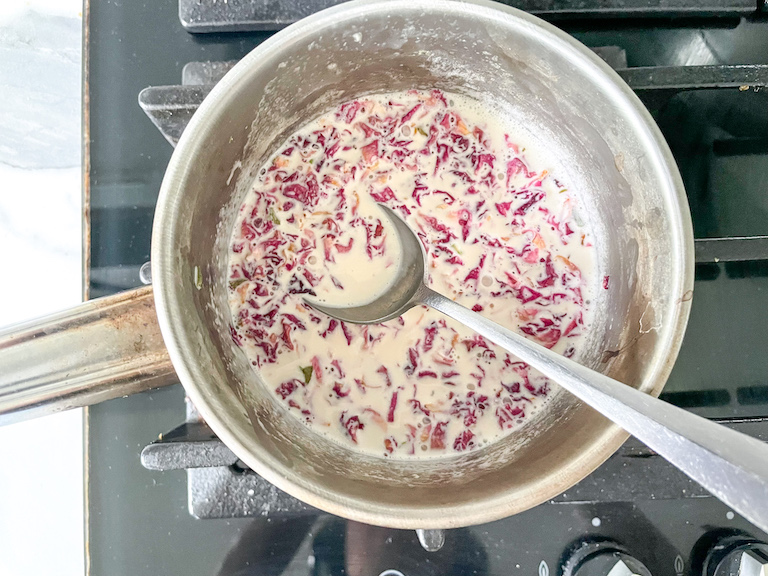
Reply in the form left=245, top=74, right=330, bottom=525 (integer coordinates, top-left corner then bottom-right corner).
left=420, top=286, right=768, bottom=532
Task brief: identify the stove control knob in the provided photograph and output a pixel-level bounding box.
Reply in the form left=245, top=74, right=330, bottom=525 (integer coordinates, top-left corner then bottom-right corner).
left=709, top=542, right=768, bottom=576
left=737, top=549, right=768, bottom=576
left=563, top=541, right=652, bottom=576
left=574, top=551, right=651, bottom=576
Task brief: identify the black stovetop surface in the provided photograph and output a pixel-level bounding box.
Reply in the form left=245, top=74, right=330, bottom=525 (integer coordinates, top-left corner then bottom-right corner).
left=86, top=0, right=768, bottom=574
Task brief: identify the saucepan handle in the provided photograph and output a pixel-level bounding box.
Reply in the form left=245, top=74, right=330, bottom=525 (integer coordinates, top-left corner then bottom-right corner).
left=0, top=286, right=176, bottom=425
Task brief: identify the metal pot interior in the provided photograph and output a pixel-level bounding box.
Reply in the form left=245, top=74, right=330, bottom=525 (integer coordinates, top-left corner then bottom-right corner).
left=153, top=0, right=693, bottom=529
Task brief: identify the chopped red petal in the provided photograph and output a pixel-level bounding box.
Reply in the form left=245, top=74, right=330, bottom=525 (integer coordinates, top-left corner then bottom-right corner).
left=495, top=201, right=513, bottom=216
left=387, top=391, right=399, bottom=422
left=531, top=328, right=561, bottom=349
left=340, top=321, right=353, bottom=345
left=337, top=100, right=363, bottom=123
left=420, top=215, right=456, bottom=244
left=453, top=429, right=475, bottom=451
left=283, top=176, right=320, bottom=207
left=321, top=319, right=338, bottom=338
left=370, top=186, right=396, bottom=203
left=276, top=379, right=300, bottom=400
left=401, top=103, right=421, bottom=123
left=361, top=140, right=379, bottom=164
left=517, top=285, right=542, bottom=304
left=496, top=402, right=524, bottom=430
left=340, top=412, right=364, bottom=443
left=430, top=422, right=447, bottom=450
left=457, top=209, right=471, bottom=242
left=280, top=321, right=294, bottom=350
left=376, top=365, right=392, bottom=387
left=423, top=325, right=437, bottom=352
left=331, top=359, right=345, bottom=378
left=311, top=356, right=322, bottom=383
left=333, top=382, right=350, bottom=398
left=408, top=399, right=431, bottom=415
left=506, top=158, right=535, bottom=187
left=404, top=347, right=419, bottom=376
left=229, top=325, right=243, bottom=347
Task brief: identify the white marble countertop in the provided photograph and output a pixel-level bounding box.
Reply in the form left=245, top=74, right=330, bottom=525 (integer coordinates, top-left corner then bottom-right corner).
left=0, top=1, right=84, bottom=575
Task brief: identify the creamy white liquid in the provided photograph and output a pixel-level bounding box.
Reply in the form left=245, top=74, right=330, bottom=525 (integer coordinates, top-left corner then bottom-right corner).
left=228, top=90, right=595, bottom=458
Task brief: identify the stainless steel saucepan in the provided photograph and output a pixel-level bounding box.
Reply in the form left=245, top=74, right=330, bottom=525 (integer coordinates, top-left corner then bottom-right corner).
left=0, top=0, right=693, bottom=529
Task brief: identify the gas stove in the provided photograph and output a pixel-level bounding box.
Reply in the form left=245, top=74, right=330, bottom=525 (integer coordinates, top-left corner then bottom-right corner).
left=85, top=0, right=768, bottom=574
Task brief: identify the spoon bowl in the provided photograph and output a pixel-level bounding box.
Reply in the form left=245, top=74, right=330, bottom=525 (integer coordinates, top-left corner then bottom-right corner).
left=305, top=204, right=427, bottom=324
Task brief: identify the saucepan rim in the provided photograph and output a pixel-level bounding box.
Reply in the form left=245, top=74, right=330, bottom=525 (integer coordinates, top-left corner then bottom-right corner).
left=152, top=0, right=694, bottom=528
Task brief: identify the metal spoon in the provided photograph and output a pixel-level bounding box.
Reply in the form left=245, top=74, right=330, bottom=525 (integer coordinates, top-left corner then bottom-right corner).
left=306, top=203, right=768, bottom=533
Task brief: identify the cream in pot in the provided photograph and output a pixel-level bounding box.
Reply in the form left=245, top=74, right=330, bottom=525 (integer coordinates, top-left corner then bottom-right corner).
left=227, top=89, right=597, bottom=458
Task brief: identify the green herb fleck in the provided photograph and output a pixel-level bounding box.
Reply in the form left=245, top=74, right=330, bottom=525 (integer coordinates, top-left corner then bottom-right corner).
left=558, top=189, right=568, bottom=194
left=229, top=278, right=247, bottom=290
left=268, top=207, right=281, bottom=225
left=193, top=266, right=203, bottom=290
left=451, top=243, right=463, bottom=255
left=415, top=127, right=428, bottom=137
left=300, top=365, right=313, bottom=384
left=308, top=159, right=314, bottom=164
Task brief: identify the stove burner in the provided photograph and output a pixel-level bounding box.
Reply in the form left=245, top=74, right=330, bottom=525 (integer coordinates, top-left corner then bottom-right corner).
left=139, top=51, right=768, bottom=521
left=177, top=0, right=764, bottom=33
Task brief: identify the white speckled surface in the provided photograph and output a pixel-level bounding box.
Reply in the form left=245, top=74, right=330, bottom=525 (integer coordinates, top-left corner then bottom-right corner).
left=0, top=1, right=84, bottom=575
